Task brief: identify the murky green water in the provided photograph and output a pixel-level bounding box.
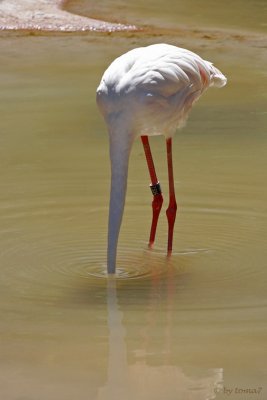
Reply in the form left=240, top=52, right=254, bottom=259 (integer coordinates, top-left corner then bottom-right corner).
left=66, top=0, right=267, bottom=33
left=1, top=2, right=267, bottom=399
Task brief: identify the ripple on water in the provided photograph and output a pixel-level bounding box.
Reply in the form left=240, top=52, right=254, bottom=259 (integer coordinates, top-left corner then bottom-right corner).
left=180, top=202, right=267, bottom=278
left=0, top=191, right=266, bottom=307
left=85, top=246, right=187, bottom=281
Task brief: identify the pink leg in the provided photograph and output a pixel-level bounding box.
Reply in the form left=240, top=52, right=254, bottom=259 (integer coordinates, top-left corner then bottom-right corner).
left=141, top=136, right=163, bottom=247
left=166, top=138, right=177, bottom=255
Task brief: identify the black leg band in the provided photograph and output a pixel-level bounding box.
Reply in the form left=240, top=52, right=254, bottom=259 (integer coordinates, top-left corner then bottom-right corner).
left=150, top=182, right=162, bottom=196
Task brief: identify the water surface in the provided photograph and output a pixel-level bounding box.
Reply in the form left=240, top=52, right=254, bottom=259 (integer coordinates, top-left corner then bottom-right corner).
left=66, top=0, right=267, bottom=33
left=0, top=3, right=267, bottom=399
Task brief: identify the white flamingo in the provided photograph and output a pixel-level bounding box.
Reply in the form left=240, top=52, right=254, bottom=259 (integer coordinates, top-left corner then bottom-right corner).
left=96, top=43, right=227, bottom=274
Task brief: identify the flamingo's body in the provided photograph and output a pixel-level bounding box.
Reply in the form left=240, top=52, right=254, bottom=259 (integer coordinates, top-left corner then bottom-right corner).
left=96, top=43, right=227, bottom=274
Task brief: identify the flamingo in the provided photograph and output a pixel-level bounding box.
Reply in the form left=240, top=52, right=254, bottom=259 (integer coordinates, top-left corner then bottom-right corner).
left=96, top=43, right=227, bottom=274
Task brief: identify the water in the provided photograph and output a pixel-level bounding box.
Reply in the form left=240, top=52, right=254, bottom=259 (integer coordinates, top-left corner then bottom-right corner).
left=66, top=0, right=267, bottom=33
left=1, top=3, right=267, bottom=399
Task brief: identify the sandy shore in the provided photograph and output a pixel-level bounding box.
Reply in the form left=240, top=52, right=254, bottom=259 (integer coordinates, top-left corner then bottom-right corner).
left=0, top=0, right=137, bottom=32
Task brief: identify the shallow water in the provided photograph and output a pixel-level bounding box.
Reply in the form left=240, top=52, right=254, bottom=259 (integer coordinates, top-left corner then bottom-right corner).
left=1, top=4, right=267, bottom=400
left=66, top=0, right=267, bottom=33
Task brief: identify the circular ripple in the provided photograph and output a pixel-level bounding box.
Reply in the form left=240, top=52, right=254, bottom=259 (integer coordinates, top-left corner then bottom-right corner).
left=85, top=246, right=163, bottom=279
left=1, top=189, right=267, bottom=309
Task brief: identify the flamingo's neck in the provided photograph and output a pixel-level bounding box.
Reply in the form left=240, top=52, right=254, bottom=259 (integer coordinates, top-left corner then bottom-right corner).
left=107, top=123, right=133, bottom=274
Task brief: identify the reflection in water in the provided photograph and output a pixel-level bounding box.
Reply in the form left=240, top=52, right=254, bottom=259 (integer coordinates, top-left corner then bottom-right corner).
left=98, top=274, right=223, bottom=400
